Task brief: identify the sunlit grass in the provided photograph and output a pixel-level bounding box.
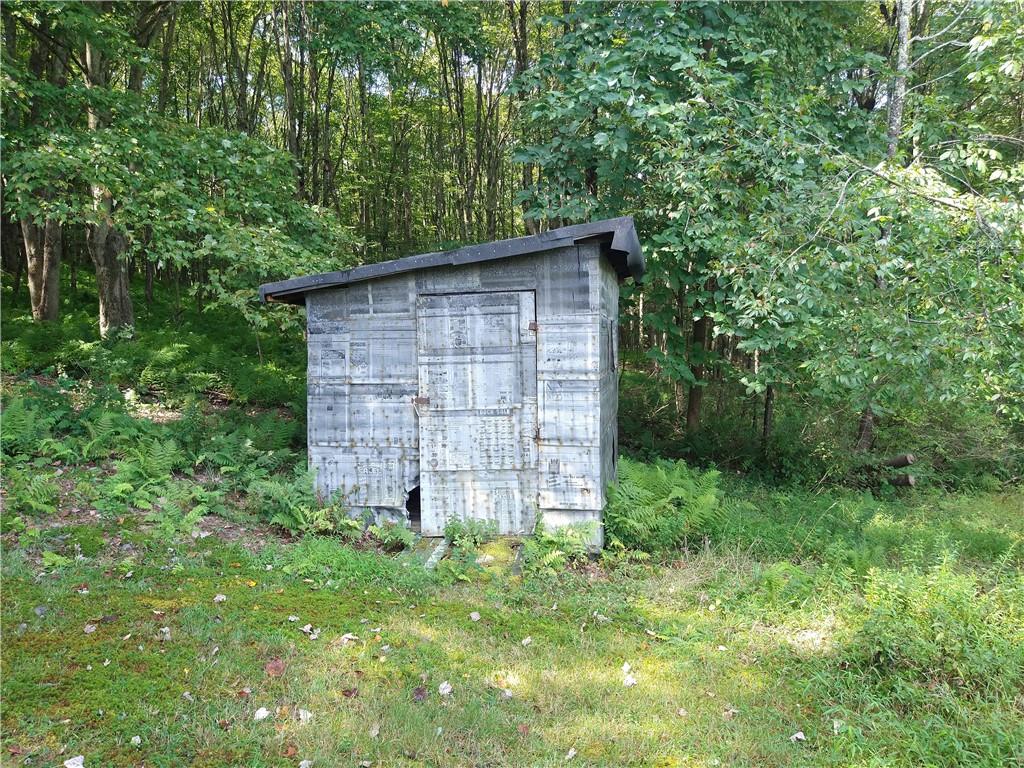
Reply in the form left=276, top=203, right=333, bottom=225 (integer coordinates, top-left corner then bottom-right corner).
left=3, top=487, right=1023, bottom=766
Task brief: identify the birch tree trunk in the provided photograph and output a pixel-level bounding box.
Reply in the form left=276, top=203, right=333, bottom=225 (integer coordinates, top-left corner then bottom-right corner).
left=858, top=0, right=913, bottom=447
left=886, top=0, right=912, bottom=160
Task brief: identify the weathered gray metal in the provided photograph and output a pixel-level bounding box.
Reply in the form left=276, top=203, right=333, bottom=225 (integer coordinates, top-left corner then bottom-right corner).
left=260, top=217, right=643, bottom=539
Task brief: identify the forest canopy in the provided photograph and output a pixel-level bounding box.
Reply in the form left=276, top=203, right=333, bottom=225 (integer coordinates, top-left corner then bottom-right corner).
left=2, top=0, right=1022, bottom=477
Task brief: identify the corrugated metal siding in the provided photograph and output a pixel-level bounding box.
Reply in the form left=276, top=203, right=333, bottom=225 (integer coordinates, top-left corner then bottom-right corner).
left=305, top=243, right=618, bottom=537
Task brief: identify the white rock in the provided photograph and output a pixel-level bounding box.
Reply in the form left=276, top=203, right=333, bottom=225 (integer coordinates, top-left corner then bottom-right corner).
left=298, top=708, right=313, bottom=724
left=623, top=673, right=638, bottom=687
left=130, top=736, right=141, bottom=746
left=254, top=707, right=271, bottom=721
left=521, top=636, right=532, bottom=647
left=790, top=731, right=806, bottom=743
left=565, top=747, right=577, bottom=761
left=470, top=612, right=481, bottom=622
left=299, top=761, right=313, bottom=768
left=64, top=757, right=85, bottom=768
left=213, top=594, right=227, bottom=603
left=438, top=680, right=453, bottom=697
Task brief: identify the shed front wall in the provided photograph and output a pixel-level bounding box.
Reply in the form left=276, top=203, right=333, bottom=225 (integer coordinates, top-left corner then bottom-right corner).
left=305, top=242, right=619, bottom=536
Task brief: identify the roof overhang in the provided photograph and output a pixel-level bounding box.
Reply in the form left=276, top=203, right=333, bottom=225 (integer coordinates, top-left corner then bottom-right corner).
left=259, top=216, right=644, bottom=305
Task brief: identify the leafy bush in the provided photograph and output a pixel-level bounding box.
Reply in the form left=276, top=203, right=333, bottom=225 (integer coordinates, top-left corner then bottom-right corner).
left=604, top=457, right=722, bottom=552
left=854, top=562, right=1024, bottom=697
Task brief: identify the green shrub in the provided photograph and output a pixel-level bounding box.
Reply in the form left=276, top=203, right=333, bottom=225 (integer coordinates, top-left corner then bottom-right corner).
left=604, top=457, right=722, bottom=552
left=368, top=521, right=416, bottom=552
left=855, top=562, right=1024, bottom=697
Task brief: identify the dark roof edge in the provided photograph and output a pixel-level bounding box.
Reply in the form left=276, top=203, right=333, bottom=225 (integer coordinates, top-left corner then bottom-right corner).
left=259, top=216, right=644, bottom=305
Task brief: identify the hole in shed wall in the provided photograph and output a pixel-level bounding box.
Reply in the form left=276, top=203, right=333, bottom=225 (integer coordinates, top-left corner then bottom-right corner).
left=405, top=485, right=421, bottom=533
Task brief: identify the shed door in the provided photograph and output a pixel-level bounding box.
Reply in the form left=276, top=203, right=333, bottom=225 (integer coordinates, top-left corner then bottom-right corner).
left=416, top=291, right=538, bottom=536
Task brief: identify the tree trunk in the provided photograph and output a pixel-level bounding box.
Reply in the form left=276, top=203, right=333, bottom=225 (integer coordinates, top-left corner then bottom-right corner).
left=886, top=0, right=912, bottom=160
left=855, top=405, right=875, bottom=451
left=20, top=219, right=62, bottom=321
left=762, top=384, right=775, bottom=447
left=686, top=314, right=710, bottom=432
left=87, top=215, right=134, bottom=337
left=83, top=14, right=138, bottom=335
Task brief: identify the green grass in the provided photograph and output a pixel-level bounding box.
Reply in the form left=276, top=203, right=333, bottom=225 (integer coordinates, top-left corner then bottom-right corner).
left=3, top=486, right=1022, bottom=767
left=3, top=287, right=1023, bottom=766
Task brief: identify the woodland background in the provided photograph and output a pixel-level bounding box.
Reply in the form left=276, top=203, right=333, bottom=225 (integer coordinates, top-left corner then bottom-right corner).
left=2, top=4, right=1024, bottom=766
left=2, top=0, right=1023, bottom=482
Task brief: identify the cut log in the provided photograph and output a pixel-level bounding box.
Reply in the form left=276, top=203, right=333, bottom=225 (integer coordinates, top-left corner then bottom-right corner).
left=881, top=453, right=916, bottom=468
left=888, top=474, right=916, bottom=487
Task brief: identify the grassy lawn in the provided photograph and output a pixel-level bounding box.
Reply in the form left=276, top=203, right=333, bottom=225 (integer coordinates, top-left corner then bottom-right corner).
left=3, top=485, right=1023, bottom=767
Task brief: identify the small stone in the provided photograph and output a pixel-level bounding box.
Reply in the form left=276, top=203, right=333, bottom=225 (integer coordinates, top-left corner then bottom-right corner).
left=83, top=623, right=97, bottom=634
left=521, top=636, right=532, bottom=647
left=182, top=691, right=194, bottom=703
left=34, top=605, right=48, bottom=617
left=63, top=757, right=85, bottom=768
left=790, top=731, right=806, bottom=743
left=131, top=736, right=141, bottom=746
left=213, top=594, right=227, bottom=604
left=565, top=747, right=577, bottom=761
left=438, top=680, right=453, bottom=697
left=470, top=612, right=481, bottom=622
left=254, top=707, right=271, bottom=721
left=299, top=762, right=313, bottom=768
left=297, top=708, right=313, bottom=724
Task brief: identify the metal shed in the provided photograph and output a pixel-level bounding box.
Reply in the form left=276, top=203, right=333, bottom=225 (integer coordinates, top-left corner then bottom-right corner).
left=259, top=217, right=644, bottom=539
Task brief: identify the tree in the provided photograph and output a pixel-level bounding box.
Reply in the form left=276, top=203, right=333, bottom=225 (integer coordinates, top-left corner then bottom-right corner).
left=518, top=0, right=1024, bottom=447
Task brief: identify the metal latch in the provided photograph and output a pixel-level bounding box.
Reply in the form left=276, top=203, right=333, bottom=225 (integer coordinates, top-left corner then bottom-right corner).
left=528, top=321, right=538, bottom=332
left=413, top=396, right=431, bottom=405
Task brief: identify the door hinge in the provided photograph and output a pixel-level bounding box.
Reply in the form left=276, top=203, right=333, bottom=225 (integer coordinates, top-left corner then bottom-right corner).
left=528, top=321, right=538, bottom=332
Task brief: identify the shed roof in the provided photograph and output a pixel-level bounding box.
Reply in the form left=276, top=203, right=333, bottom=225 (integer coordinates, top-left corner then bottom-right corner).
left=259, top=216, right=643, bottom=305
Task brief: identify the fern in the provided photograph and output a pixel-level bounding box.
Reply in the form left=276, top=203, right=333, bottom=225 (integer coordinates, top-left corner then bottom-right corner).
left=5, top=468, right=60, bottom=516
left=1, top=397, right=56, bottom=457
left=604, top=458, right=723, bottom=553
left=80, top=412, right=120, bottom=459
left=522, top=518, right=597, bottom=574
